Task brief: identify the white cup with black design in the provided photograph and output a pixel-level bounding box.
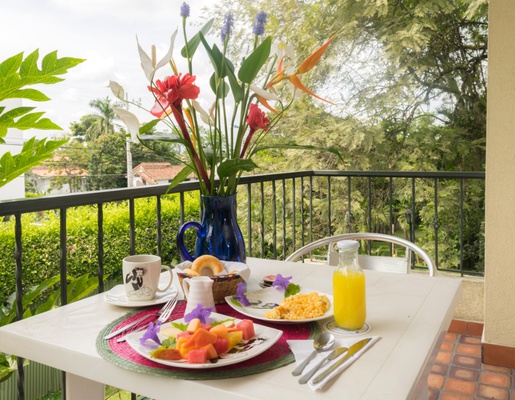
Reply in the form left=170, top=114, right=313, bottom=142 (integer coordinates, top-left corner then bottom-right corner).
left=122, top=255, right=173, bottom=301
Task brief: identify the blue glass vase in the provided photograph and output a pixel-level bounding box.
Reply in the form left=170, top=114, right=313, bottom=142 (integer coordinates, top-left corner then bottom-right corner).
left=176, top=193, right=246, bottom=263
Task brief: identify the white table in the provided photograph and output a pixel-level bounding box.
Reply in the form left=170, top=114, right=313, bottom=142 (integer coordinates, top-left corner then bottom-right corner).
left=0, top=258, right=462, bottom=400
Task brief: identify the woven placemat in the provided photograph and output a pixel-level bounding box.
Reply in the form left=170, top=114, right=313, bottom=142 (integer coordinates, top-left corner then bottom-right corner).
left=97, top=301, right=320, bottom=380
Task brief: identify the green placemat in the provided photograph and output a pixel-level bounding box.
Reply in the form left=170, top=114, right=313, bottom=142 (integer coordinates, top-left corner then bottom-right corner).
left=97, top=302, right=320, bottom=380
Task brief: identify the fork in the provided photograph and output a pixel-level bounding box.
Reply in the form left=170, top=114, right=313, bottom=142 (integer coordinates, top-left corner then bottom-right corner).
left=116, top=295, right=178, bottom=342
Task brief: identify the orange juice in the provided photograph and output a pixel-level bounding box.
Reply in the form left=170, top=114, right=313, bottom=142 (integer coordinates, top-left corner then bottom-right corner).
left=333, top=269, right=366, bottom=330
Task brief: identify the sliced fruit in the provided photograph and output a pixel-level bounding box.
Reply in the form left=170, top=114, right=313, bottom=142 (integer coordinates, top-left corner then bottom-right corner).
left=227, top=331, right=243, bottom=350
left=236, top=319, right=255, bottom=340
left=187, top=348, right=208, bottom=364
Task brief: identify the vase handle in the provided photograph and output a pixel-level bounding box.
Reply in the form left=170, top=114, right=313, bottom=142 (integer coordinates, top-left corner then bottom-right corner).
left=176, top=221, right=203, bottom=261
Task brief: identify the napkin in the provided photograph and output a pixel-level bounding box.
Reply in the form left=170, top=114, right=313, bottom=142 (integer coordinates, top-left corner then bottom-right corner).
left=175, top=260, right=251, bottom=281
left=288, top=335, right=380, bottom=391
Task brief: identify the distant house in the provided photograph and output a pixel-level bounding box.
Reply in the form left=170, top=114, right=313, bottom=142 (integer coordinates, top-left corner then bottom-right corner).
left=27, top=165, right=88, bottom=195
left=132, top=162, right=192, bottom=186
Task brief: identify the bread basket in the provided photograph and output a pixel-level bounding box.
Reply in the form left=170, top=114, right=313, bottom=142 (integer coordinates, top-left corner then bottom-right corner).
left=175, top=261, right=249, bottom=304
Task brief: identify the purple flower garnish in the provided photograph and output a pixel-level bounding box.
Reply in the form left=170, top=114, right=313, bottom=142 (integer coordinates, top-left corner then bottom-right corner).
left=221, top=13, right=234, bottom=42
left=180, top=2, right=190, bottom=18
left=272, top=274, right=292, bottom=290
left=184, top=304, right=214, bottom=324
left=139, top=321, right=162, bottom=345
left=252, top=11, right=267, bottom=36
left=233, top=282, right=251, bottom=306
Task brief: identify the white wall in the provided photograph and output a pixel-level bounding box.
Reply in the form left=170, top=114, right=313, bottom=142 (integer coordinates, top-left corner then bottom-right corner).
left=484, top=0, right=515, bottom=348
left=0, top=99, right=25, bottom=201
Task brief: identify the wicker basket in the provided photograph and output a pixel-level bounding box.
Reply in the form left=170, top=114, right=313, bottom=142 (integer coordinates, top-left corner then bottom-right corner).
left=177, top=272, right=244, bottom=304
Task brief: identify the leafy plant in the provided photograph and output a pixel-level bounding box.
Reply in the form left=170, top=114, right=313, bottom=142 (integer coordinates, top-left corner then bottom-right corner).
left=111, top=4, right=341, bottom=196
left=0, top=50, right=84, bottom=188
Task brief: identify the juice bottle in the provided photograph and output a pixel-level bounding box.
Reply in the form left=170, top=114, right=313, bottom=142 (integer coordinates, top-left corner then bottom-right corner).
left=333, top=240, right=366, bottom=330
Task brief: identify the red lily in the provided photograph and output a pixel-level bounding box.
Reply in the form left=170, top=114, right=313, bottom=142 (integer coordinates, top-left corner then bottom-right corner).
left=149, top=73, right=200, bottom=117
left=148, top=73, right=210, bottom=192
left=240, top=104, right=270, bottom=158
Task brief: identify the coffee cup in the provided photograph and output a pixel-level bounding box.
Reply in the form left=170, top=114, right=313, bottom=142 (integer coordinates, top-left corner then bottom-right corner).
left=122, top=255, right=173, bottom=301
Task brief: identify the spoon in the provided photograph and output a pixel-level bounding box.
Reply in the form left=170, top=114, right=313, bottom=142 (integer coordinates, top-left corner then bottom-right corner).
left=291, top=332, right=335, bottom=376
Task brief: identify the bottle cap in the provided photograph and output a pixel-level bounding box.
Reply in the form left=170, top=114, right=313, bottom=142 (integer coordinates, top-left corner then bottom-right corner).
left=336, top=240, right=360, bottom=250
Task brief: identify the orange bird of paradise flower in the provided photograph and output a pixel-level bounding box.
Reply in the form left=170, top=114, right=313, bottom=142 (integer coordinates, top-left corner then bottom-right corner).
left=265, top=35, right=336, bottom=106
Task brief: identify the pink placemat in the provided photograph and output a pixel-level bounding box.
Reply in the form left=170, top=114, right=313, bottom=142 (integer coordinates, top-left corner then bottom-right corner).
left=97, top=301, right=320, bottom=380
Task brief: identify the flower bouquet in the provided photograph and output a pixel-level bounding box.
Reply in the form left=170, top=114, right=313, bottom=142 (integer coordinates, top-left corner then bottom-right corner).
left=109, top=2, right=341, bottom=197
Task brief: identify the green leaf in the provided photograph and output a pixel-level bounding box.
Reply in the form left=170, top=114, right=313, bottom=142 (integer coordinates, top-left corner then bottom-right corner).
left=285, top=283, right=301, bottom=298
left=161, top=337, right=177, bottom=348
left=171, top=321, right=188, bottom=331
left=0, top=106, right=62, bottom=135
left=0, top=50, right=84, bottom=101
left=199, top=34, right=236, bottom=80
left=139, top=119, right=161, bottom=134
left=209, top=73, right=230, bottom=98
left=228, top=297, right=242, bottom=308
left=227, top=68, right=244, bottom=103
left=238, top=36, right=272, bottom=84
left=165, top=164, right=195, bottom=192
left=254, top=143, right=344, bottom=163
left=217, top=158, right=258, bottom=181
left=0, top=137, right=67, bottom=188
left=181, top=19, right=214, bottom=58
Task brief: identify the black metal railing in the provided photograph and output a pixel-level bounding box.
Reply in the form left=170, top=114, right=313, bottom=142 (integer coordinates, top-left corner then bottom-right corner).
left=0, top=169, right=485, bottom=399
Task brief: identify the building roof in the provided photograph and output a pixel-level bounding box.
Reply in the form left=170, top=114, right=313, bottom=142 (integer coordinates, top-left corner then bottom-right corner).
left=132, top=162, right=190, bottom=185
left=30, top=166, right=88, bottom=178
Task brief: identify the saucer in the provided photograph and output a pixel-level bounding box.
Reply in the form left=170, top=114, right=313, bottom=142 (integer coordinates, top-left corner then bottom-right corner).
left=104, top=284, right=178, bottom=307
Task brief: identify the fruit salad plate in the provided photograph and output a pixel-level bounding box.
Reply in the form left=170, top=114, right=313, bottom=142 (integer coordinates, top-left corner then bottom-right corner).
left=224, top=287, right=334, bottom=324
left=125, top=312, right=282, bottom=369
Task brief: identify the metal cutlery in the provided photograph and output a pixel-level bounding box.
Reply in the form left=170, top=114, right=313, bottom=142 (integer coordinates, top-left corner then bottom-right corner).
left=298, top=346, right=348, bottom=384
left=311, top=337, right=372, bottom=385
left=104, top=293, right=178, bottom=340
left=291, top=332, right=335, bottom=376
left=116, top=296, right=179, bottom=342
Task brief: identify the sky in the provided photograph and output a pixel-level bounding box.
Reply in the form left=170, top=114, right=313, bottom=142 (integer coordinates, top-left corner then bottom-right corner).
left=1, top=0, right=215, bottom=140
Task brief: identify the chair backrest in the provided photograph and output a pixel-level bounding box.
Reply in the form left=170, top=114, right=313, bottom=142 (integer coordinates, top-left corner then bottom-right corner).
left=286, top=233, right=435, bottom=276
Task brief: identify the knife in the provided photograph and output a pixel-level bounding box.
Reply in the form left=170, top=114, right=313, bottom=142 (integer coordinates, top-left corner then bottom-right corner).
left=103, top=314, right=156, bottom=340
left=298, top=346, right=348, bottom=384
left=311, top=337, right=372, bottom=384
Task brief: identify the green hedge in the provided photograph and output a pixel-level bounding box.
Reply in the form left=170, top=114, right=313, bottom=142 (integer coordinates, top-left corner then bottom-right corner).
left=0, top=193, right=200, bottom=304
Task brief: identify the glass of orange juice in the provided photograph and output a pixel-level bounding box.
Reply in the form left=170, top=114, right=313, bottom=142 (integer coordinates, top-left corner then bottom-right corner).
left=333, top=240, right=366, bottom=331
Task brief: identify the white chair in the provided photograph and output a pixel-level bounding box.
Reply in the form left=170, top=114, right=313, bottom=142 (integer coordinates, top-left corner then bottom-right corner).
left=285, top=233, right=436, bottom=276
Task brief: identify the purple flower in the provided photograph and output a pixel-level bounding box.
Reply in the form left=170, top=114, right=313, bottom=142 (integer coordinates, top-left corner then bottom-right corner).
left=140, top=321, right=162, bottom=345
left=180, top=2, right=190, bottom=18
left=184, top=304, right=214, bottom=324
left=233, top=282, right=251, bottom=306
left=272, top=274, right=292, bottom=290
left=252, top=11, right=267, bottom=36
left=221, top=13, right=234, bottom=42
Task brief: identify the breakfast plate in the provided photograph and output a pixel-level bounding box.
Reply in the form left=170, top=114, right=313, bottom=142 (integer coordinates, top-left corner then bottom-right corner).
left=224, top=287, right=334, bottom=324
left=125, top=312, right=283, bottom=369
left=104, top=284, right=178, bottom=307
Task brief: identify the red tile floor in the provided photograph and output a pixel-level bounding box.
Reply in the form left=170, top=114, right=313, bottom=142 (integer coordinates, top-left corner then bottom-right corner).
left=429, top=331, right=515, bottom=399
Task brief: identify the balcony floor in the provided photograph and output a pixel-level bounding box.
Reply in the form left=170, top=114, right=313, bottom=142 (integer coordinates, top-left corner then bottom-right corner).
left=429, top=329, right=515, bottom=399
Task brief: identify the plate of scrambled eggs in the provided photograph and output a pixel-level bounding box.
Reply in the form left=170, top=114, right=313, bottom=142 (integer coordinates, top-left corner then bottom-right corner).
left=225, top=287, right=333, bottom=324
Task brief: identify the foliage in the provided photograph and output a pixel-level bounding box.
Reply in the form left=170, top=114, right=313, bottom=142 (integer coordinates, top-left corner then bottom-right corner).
left=0, top=193, right=200, bottom=305
left=110, top=3, right=341, bottom=196
left=212, top=0, right=487, bottom=172
left=0, top=50, right=84, bottom=188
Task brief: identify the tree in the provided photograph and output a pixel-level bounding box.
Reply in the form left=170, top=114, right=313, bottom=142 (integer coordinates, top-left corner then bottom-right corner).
left=211, top=0, right=488, bottom=172
left=0, top=50, right=84, bottom=188
left=82, top=97, right=119, bottom=141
